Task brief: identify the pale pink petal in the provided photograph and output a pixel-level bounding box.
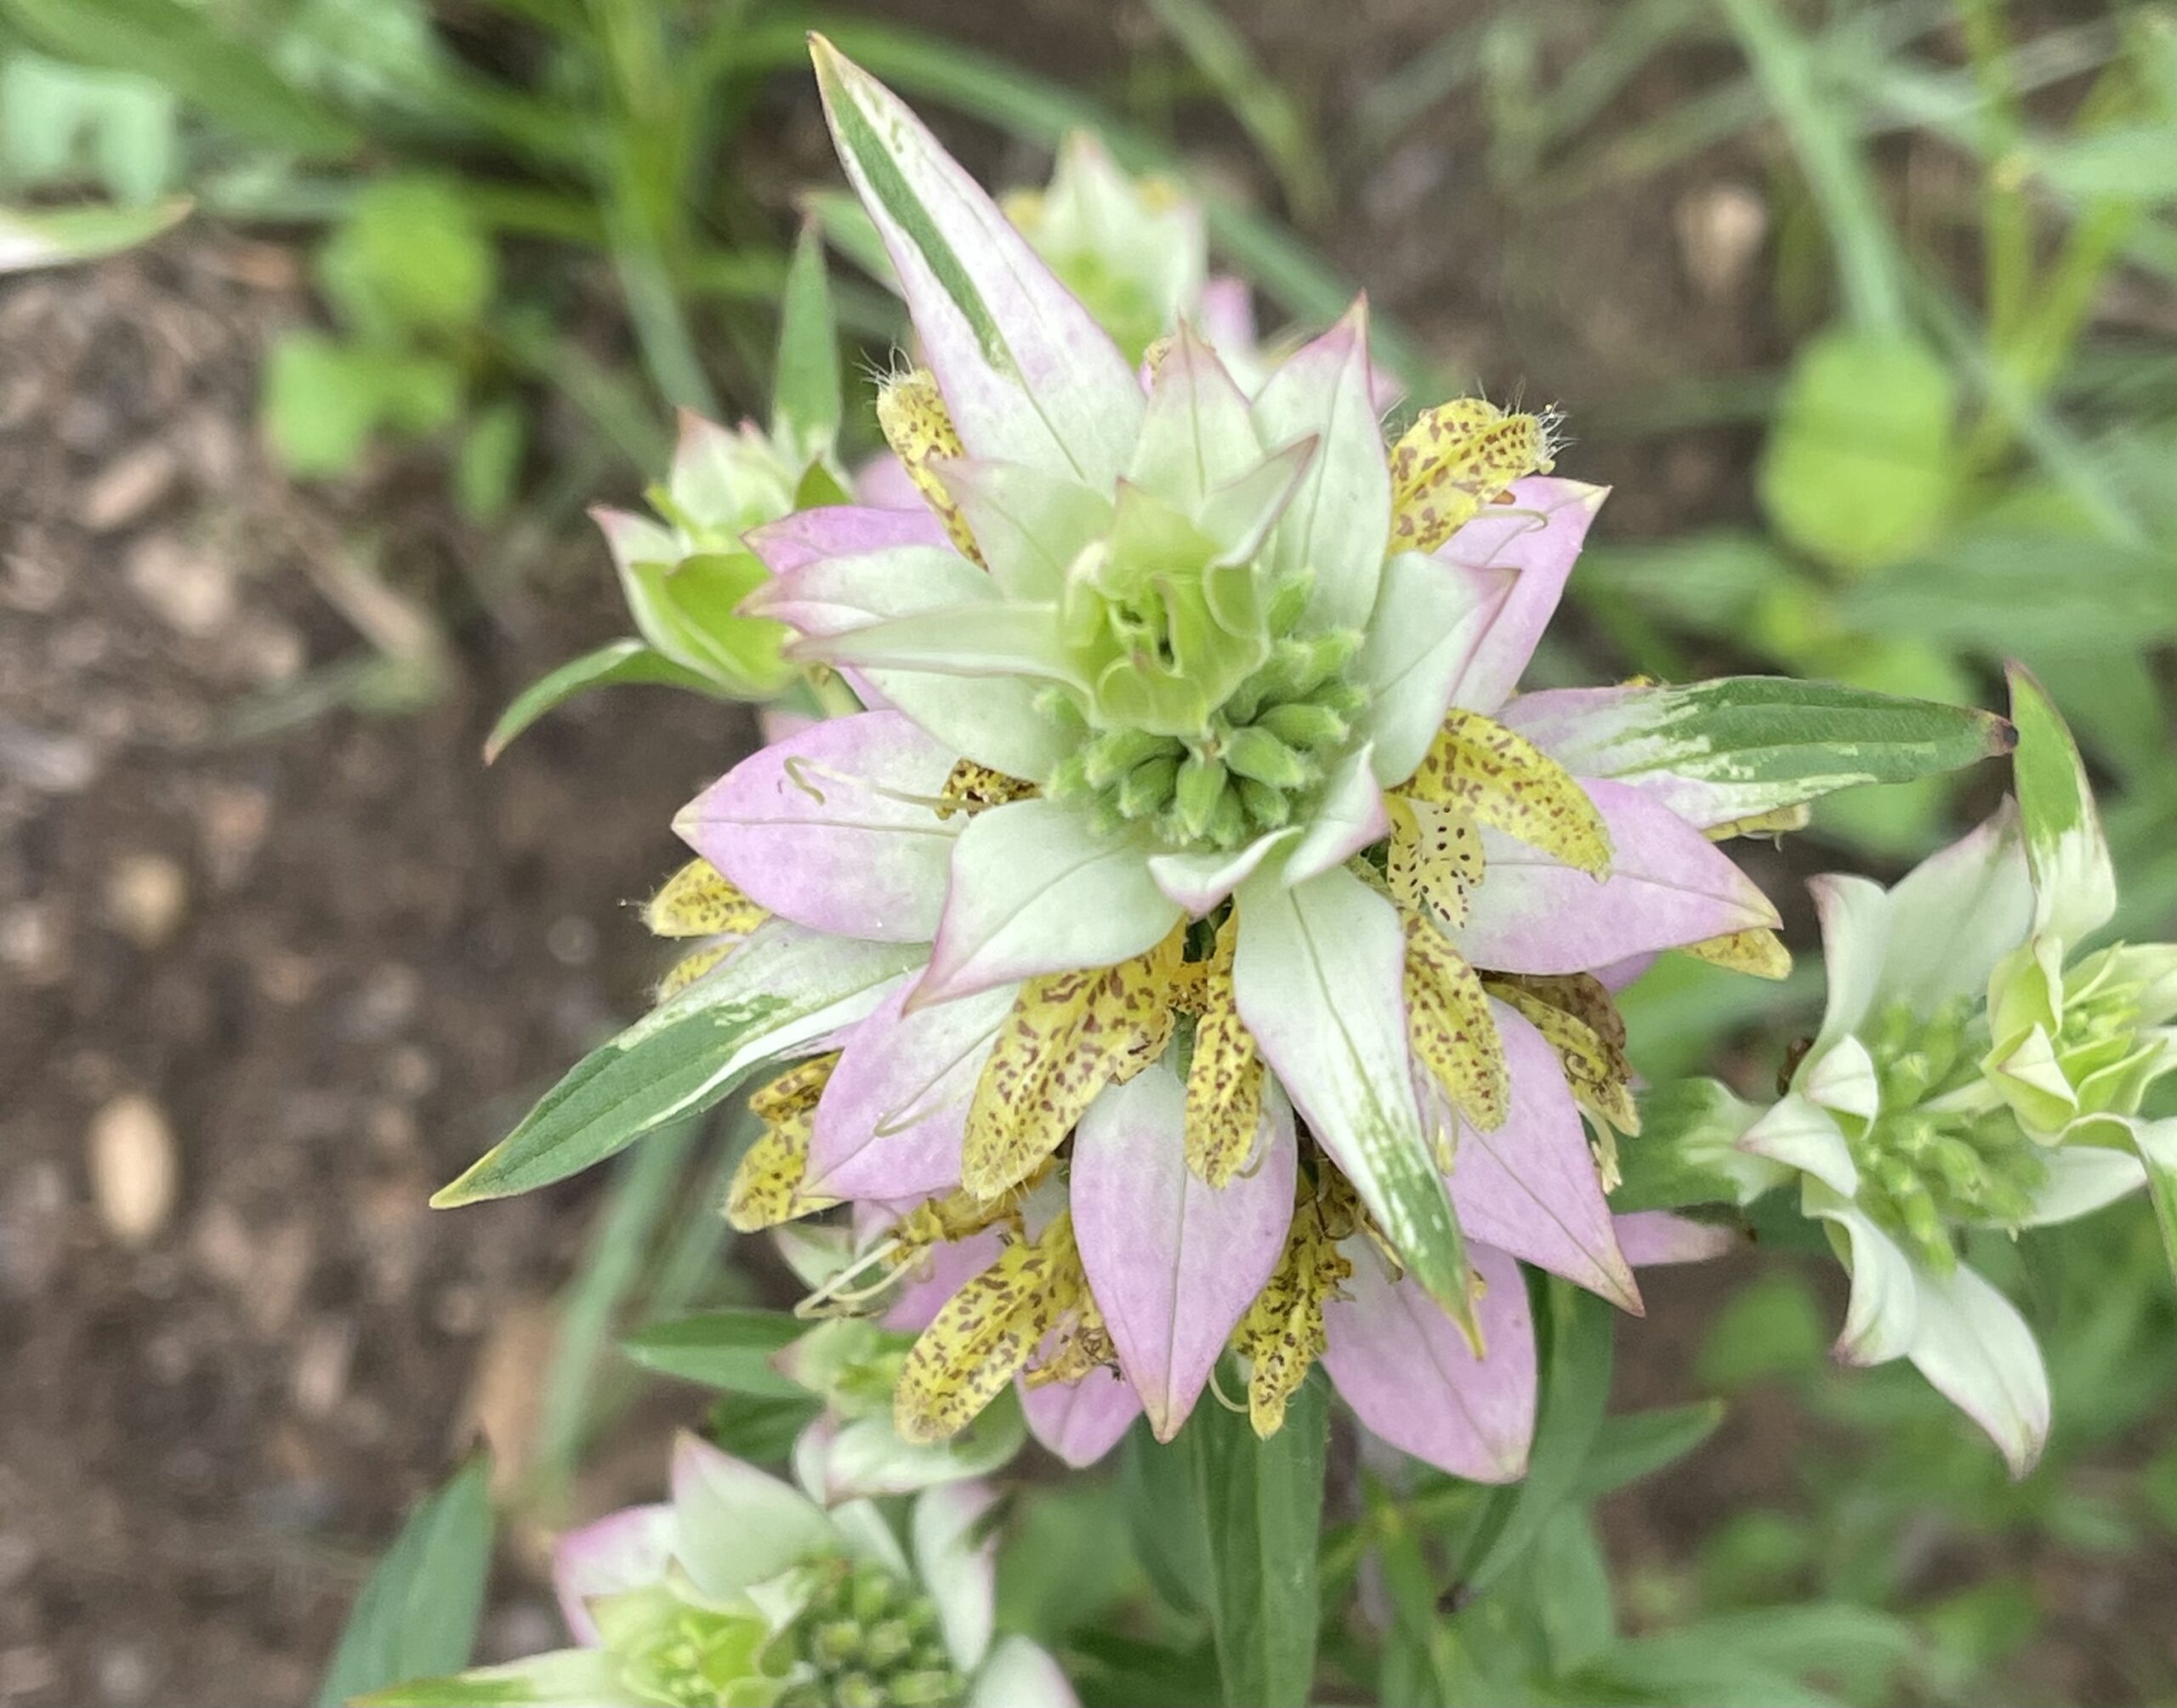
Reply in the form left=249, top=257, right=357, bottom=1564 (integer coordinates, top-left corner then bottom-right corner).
left=808, top=980, right=1013, bottom=1200
left=1441, top=478, right=1607, bottom=715
left=1322, top=1242, right=1537, bottom=1482
left=1072, top=1065, right=1298, bottom=1440
left=1612, top=1211, right=1744, bottom=1266
left=675, top=711, right=959, bottom=942
left=552, top=1503, right=673, bottom=1645
left=884, top=1228, right=1008, bottom=1333
left=1196, top=276, right=1257, bottom=357
left=1147, top=828, right=1295, bottom=916
left=745, top=502, right=946, bottom=574
left=1281, top=743, right=1390, bottom=884
left=1018, top=1370, right=1142, bottom=1468
left=854, top=451, right=925, bottom=509
left=1448, top=1003, right=1639, bottom=1312
left=1456, top=780, right=1778, bottom=973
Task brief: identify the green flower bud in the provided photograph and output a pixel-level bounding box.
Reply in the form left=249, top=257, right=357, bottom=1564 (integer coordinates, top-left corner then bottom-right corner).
left=1118, top=752, right=1181, bottom=820
left=1221, top=725, right=1312, bottom=791
left=1256, top=700, right=1348, bottom=750
left=1173, top=753, right=1230, bottom=842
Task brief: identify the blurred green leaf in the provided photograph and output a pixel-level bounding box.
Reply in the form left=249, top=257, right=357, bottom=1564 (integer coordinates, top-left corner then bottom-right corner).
left=452, top=400, right=525, bottom=523
left=771, top=220, right=841, bottom=458
left=2034, top=123, right=2177, bottom=205
left=1572, top=1400, right=1728, bottom=1500
left=0, top=192, right=187, bottom=272
left=1142, top=0, right=1327, bottom=221
left=1699, top=1510, right=1813, bottom=1608
left=1533, top=1507, right=1616, bottom=1677
left=3, top=0, right=356, bottom=154
left=620, top=1309, right=806, bottom=1399
left=484, top=639, right=725, bottom=763
left=1612, top=1079, right=1759, bottom=1213
left=320, top=175, right=497, bottom=341
left=1759, top=329, right=1958, bottom=573
left=263, top=332, right=384, bottom=477
left=708, top=1392, right=822, bottom=1466
left=317, top=1455, right=494, bottom=1707
left=0, top=50, right=175, bottom=202
left=1699, top=1271, right=1827, bottom=1389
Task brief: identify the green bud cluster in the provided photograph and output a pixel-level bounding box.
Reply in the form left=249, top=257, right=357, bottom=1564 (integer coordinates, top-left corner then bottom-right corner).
left=613, top=1601, right=782, bottom=1708
left=1848, top=1000, right=2048, bottom=1271
left=776, top=1559, right=963, bottom=1708
left=1045, top=624, right=1367, bottom=853
left=2050, top=948, right=2169, bottom=1116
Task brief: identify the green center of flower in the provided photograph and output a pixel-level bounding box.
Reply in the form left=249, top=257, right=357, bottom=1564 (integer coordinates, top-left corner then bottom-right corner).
left=1847, top=1000, right=2048, bottom=1269
left=607, top=1596, right=782, bottom=1708
left=776, top=1560, right=963, bottom=1708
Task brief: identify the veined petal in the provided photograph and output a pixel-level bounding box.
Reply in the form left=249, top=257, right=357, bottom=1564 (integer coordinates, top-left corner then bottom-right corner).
left=2015, top=1143, right=2145, bottom=1226
left=742, top=543, right=988, bottom=638
left=1356, top=554, right=1515, bottom=788
left=919, top=800, right=1181, bottom=1004
left=1801, top=1180, right=1919, bottom=1366
left=1196, top=435, right=1320, bottom=567
left=1147, top=828, right=1295, bottom=917
left=1018, top=1370, right=1141, bottom=1467
left=676, top=711, right=958, bottom=943
left=553, top=1503, right=673, bottom=1646
left=788, top=600, right=1083, bottom=689
left=936, top=457, right=1112, bottom=603
left=1282, top=742, right=1390, bottom=885
left=1128, top=324, right=1263, bottom=514
left=1250, top=300, right=1392, bottom=633
left=1073, top=1062, right=1297, bottom=1439
left=2008, top=663, right=2116, bottom=944
left=807, top=981, right=1015, bottom=1200
left=1612, top=1211, right=1742, bottom=1266
left=1441, top=477, right=1606, bottom=715
left=1322, top=1240, right=1536, bottom=1482
left=1234, top=864, right=1473, bottom=1326
left=1448, top=1002, right=1637, bottom=1310
left=1807, top=873, right=1894, bottom=1058
left=810, top=39, right=1143, bottom=489
left=745, top=503, right=949, bottom=574
left=969, top=1636, right=1082, bottom=1708
left=668, top=1433, right=838, bottom=1600
left=1907, top=1260, right=2051, bottom=1477
left=1740, top=1094, right=1860, bottom=1198
left=873, top=671, right=1074, bottom=786
left=1458, top=780, right=1777, bottom=974
left=911, top=1482, right=999, bottom=1672
left=1879, top=802, right=2033, bottom=1015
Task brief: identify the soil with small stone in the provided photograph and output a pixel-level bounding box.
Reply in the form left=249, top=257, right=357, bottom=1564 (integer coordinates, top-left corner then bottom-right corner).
left=2, top=3, right=2170, bottom=1704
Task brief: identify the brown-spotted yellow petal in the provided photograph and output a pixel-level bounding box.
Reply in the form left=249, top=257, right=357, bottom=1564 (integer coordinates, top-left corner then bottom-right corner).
left=656, top=942, right=733, bottom=1002
left=1232, top=1192, right=1353, bottom=1438
left=1680, top=928, right=1793, bottom=979
left=1184, top=914, right=1265, bottom=1187
left=877, top=368, right=981, bottom=564
left=726, top=1057, right=841, bottom=1231
left=1389, top=399, right=1556, bottom=555
left=1704, top=803, right=1811, bottom=842
left=644, top=858, right=767, bottom=939
left=1405, top=709, right=1611, bottom=878
left=1388, top=795, right=1486, bottom=930
left=895, top=1212, right=1084, bottom=1443
left=1403, top=916, right=1509, bottom=1132
left=1485, top=973, right=1640, bottom=1134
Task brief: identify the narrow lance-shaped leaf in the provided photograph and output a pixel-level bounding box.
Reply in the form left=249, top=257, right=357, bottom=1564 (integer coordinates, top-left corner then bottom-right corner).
left=771, top=219, right=843, bottom=457
left=0, top=196, right=191, bottom=274
left=483, top=639, right=730, bottom=763
left=317, top=1455, right=495, bottom=1707
left=2005, top=663, right=2116, bottom=943
left=1497, top=677, right=2014, bottom=830
left=619, top=1310, right=808, bottom=1398
left=434, top=926, right=923, bottom=1205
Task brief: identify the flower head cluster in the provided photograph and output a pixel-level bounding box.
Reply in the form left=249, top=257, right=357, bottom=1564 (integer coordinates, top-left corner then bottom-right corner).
left=1714, top=669, right=2175, bottom=1473
left=627, top=41, right=1797, bottom=1483
left=363, top=1433, right=1070, bottom=1708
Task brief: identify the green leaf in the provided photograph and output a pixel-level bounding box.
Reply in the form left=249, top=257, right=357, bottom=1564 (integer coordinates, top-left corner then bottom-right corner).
left=433, top=927, right=922, bottom=1205
left=2006, top=663, right=2116, bottom=941
left=0, top=195, right=187, bottom=273
left=1699, top=1272, right=1827, bottom=1390
left=1178, top=1370, right=1328, bottom=1708
left=1758, top=329, right=1958, bottom=574
left=1520, top=675, right=2013, bottom=828
left=1571, top=1399, right=1728, bottom=1500
left=620, top=1309, right=807, bottom=1399
left=771, top=220, right=842, bottom=458
left=2131, top=1120, right=2177, bottom=1291
left=319, top=177, right=497, bottom=341
left=646, top=551, right=795, bottom=695
left=483, top=639, right=726, bottom=763
left=1532, top=1507, right=1615, bottom=1676
left=263, top=332, right=384, bottom=478
left=1611, top=1079, right=1761, bottom=1213
left=2034, top=124, right=2177, bottom=207
left=318, top=1455, right=495, bottom=1707
left=3, top=0, right=357, bottom=154
left=1458, top=1280, right=1614, bottom=1593
left=453, top=400, right=525, bottom=525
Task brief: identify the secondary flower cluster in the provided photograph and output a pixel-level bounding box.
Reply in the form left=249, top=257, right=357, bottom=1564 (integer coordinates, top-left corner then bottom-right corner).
left=643, top=42, right=1788, bottom=1482
left=1697, top=671, right=2174, bottom=1473
left=364, top=1434, right=1071, bottom=1708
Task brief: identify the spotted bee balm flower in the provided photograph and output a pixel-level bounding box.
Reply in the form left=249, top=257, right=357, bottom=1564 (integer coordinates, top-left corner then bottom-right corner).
left=1683, top=669, right=2176, bottom=1474
left=435, top=39, right=2010, bottom=1489
left=361, top=1433, right=1071, bottom=1708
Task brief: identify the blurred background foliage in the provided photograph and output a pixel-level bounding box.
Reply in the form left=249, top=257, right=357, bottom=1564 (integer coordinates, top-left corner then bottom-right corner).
left=7, top=1, right=2175, bottom=1703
